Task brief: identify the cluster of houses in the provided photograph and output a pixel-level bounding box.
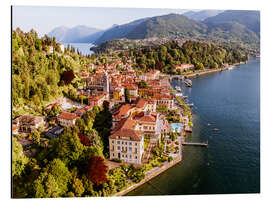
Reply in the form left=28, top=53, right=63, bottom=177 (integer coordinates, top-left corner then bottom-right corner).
left=12, top=60, right=192, bottom=164
left=173, top=64, right=195, bottom=72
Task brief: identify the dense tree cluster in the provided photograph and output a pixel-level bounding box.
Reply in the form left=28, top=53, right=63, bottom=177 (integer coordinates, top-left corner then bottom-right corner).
left=126, top=40, right=249, bottom=74
left=11, top=29, right=134, bottom=198
left=12, top=105, right=121, bottom=198
left=12, top=28, right=96, bottom=117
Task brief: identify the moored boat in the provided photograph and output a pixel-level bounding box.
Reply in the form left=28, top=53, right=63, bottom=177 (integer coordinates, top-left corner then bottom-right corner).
left=184, top=79, right=192, bottom=87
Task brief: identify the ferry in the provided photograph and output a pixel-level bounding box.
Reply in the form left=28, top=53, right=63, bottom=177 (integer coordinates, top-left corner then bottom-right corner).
left=184, top=79, right=192, bottom=87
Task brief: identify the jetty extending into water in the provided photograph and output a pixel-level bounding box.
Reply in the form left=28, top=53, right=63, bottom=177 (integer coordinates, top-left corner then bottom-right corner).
left=182, top=141, right=208, bottom=147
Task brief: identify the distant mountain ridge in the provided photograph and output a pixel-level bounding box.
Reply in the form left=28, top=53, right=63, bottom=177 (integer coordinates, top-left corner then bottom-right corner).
left=203, top=10, right=260, bottom=36
left=48, top=10, right=260, bottom=50
left=183, top=10, right=224, bottom=21
left=95, top=10, right=260, bottom=49
left=48, top=25, right=103, bottom=43
left=94, top=18, right=149, bottom=44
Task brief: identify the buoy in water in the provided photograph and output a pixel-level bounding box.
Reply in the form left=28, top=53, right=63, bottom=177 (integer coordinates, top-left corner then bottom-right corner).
left=207, top=123, right=211, bottom=126
left=214, top=128, right=219, bottom=131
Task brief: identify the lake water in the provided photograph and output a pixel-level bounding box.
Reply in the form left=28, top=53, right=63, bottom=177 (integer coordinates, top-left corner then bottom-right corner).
left=63, top=43, right=95, bottom=56
left=127, top=58, right=260, bottom=195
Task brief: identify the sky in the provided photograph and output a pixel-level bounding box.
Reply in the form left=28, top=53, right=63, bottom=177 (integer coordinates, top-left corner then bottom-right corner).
left=12, top=6, right=196, bottom=37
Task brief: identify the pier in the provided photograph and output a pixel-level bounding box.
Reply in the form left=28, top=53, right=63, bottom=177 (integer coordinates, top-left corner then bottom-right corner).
left=182, top=141, right=208, bottom=147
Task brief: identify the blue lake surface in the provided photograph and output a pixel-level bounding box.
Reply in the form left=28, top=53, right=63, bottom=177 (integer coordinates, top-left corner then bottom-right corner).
left=63, top=43, right=95, bottom=56
left=127, top=58, right=260, bottom=195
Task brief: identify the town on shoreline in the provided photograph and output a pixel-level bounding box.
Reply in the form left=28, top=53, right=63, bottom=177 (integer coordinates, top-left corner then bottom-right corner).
left=12, top=28, right=251, bottom=198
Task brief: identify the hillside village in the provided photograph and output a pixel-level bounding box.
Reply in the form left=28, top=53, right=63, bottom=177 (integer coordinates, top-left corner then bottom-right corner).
left=12, top=45, right=193, bottom=166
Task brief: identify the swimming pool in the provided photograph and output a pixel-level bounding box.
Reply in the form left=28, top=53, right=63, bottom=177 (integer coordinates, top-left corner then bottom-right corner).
left=171, top=123, right=182, bottom=133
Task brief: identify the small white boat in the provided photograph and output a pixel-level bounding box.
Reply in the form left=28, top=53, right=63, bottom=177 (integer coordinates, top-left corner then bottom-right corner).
left=184, top=79, right=192, bottom=87
left=175, top=86, right=182, bottom=92
left=176, top=93, right=183, bottom=97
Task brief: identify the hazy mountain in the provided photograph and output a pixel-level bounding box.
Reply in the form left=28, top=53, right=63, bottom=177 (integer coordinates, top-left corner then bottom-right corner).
left=183, top=10, right=224, bottom=21
left=48, top=25, right=103, bottom=43
left=207, top=21, right=259, bottom=45
left=77, top=30, right=105, bottom=43
left=95, top=14, right=207, bottom=44
left=203, top=10, right=260, bottom=36
left=47, top=26, right=69, bottom=42
left=126, top=13, right=207, bottom=39
left=95, top=18, right=149, bottom=44
left=93, top=11, right=260, bottom=49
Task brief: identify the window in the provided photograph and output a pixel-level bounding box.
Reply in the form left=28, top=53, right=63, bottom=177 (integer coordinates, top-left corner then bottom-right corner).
left=135, top=143, right=137, bottom=146
left=135, top=156, right=137, bottom=159
left=117, top=141, right=120, bottom=144
left=129, top=142, right=132, bottom=145
left=129, top=147, right=132, bottom=151
left=113, top=153, right=114, bottom=157
left=122, top=154, right=124, bottom=158
left=112, top=140, right=114, bottom=144
left=125, top=142, right=127, bottom=145
left=130, top=155, right=132, bottom=158
left=117, top=146, right=120, bottom=150
left=135, top=148, right=137, bottom=153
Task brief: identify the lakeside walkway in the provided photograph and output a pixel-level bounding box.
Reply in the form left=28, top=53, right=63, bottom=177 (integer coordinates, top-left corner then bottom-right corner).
left=113, top=155, right=182, bottom=197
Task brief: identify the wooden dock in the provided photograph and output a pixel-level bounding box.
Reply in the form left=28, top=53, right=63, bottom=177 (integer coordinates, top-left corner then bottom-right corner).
left=182, top=142, right=208, bottom=147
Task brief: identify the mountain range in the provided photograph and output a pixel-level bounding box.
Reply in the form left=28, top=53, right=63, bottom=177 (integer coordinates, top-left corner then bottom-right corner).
left=48, top=10, right=260, bottom=49
left=48, top=25, right=103, bottom=43
left=182, top=10, right=224, bottom=21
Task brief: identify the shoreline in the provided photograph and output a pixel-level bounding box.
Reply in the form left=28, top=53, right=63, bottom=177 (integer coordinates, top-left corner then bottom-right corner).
left=169, top=61, right=249, bottom=79
left=113, top=156, right=182, bottom=196
left=113, top=78, right=190, bottom=197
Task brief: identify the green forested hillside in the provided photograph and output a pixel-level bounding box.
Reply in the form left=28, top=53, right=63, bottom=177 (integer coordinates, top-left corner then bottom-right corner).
left=203, top=10, right=260, bottom=36
left=12, top=28, right=95, bottom=117
left=126, top=40, right=248, bottom=74
left=95, top=18, right=148, bottom=44
left=94, top=11, right=260, bottom=50
left=12, top=29, right=141, bottom=198
left=126, top=14, right=207, bottom=39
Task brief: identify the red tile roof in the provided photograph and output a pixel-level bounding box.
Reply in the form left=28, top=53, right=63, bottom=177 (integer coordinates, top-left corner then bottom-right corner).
left=110, top=118, right=142, bottom=141
left=154, top=94, right=173, bottom=100
left=135, top=98, right=147, bottom=108
left=133, top=112, right=157, bottom=122
left=113, top=104, right=133, bottom=119
left=58, top=112, right=79, bottom=120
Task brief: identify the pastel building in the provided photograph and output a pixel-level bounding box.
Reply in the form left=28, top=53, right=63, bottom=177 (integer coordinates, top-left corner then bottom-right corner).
left=109, top=117, right=144, bottom=164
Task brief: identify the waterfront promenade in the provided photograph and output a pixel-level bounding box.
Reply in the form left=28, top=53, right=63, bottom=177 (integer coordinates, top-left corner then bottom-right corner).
left=113, top=155, right=182, bottom=196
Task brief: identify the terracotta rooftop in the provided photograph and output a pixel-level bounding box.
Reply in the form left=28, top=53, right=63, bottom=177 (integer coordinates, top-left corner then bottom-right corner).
left=133, top=111, right=157, bottom=123
left=58, top=112, right=79, bottom=120
left=154, top=94, right=173, bottom=100
left=113, top=104, right=133, bottom=120
left=88, top=93, right=107, bottom=101
left=110, top=117, right=142, bottom=141
left=135, top=98, right=147, bottom=108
